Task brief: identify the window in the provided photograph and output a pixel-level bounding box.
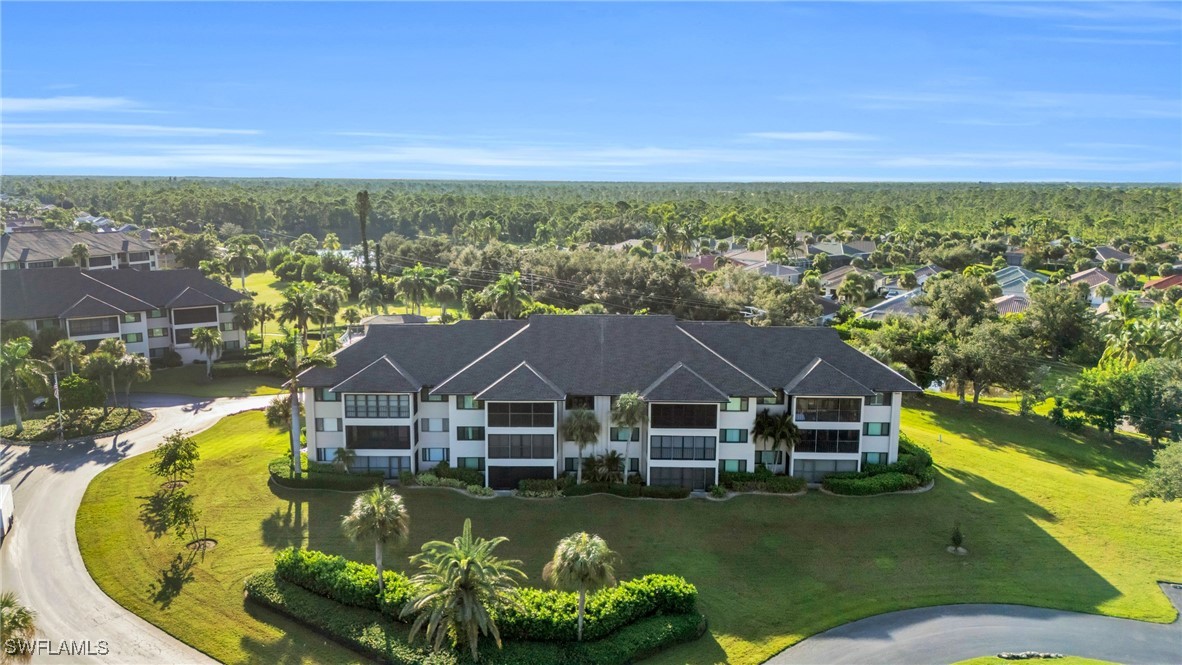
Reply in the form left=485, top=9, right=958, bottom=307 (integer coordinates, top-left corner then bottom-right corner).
left=457, top=457, right=485, bottom=471
left=650, top=404, right=717, bottom=429
left=456, top=426, right=485, bottom=441
left=420, top=418, right=449, bottom=433
left=756, top=450, right=784, bottom=466
left=148, top=327, right=168, bottom=338
left=794, top=398, right=861, bottom=422
left=421, top=448, right=449, bottom=462
left=564, top=457, right=580, bottom=473
left=650, top=435, right=716, bottom=461
left=348, top=455, right=412, bottom=478
left=34, top=319, right=59, bottom=331
left=223, top=340, right=240, bottom=351
left=315, top=388, right=339, bottom=402
left=314, top=418, right=341, bottom=432
left=565, top=395, right=594, bottom=410
left=173, top=327, right=212, bottom=345
left=487, top=434, right=554, bottom=459
left=172, top=307, right=218, bottom=325
left=122, top=313, right=142, bottom=324
left=721, top=397, right=749, bottom=412
left=128, top=251, right=150, bottom=262
left=487, top=402, right=555, bottom=428
left=863, top=452, right=888, bottom=466
left=758, top=391, right=783, bottom=405
left=68, top=316, right=119, bottom=336
left=863, top=422, right=890, bottom=436
left=795, top=429, right=860, bottom=453
left=315, top=448, right=338, bottom=463
left=457, top=395, right=483, bottom=410
left=149, top=347, right=166, bottom=359
left=26, top=261, right=55, bottom=269
left=792, top=459, right=858, bottom=483
left=719, top=428, right=748, bottom=443
left=649, top=467, right=712, bottom=491
left=88, top=255, right=113, bottom=267
left=344, top=394, right=410, bottom=419
left=220, top=304, right=234, bottom=313
left=346, top=425, right=410, bottom=449
left=121, top=332, right=144, bottom=344
left=865, top=393, right=892, bottom=407
left=629, top=457, right=640, bottom=473
left=422, top=391, right=447, bottom=402
left=149, top=309, right=166, bottom=319
left=609, top=427, right=641, bottom=442
left=720, top=459, right=748, bottom=473
left=220, top=322, right=237, bottom=332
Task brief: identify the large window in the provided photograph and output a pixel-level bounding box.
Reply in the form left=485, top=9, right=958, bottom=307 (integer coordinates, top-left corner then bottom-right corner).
left=796, top=429, right=860, bottom=453
left=149, top=309, right=167, bottom=319
left=457, top=395, right=483, bottom=410
left=792, top=459, right=858, bottom=483
left=565, top=395, right=594, bottom=410
left=456, top=426, right=485, bottom=441
left=721, top=397, right=748, bottom=412
left=68, top=316, right=118, bottom=336
left=863, top=452, right=888, bottom=466
left=128, top=251, right=150, bottom=262
left=488, top=434, right=554, bottom=459
left=148, top=327, right=168, bottom=338
left=420, top=418, right=449, bottom=433
left=650, top=467, right=712, bottom=491
left=720, top=459, right=748, bottom=473
left=457, top=457, right=485, bottom=471
left=609, top=427, right=640, bottom=442
left=172, top=307, right=218, bottom=325
left=420, top=448, right=449, bottom=462
left=122, top=313, right=141, bottom=324
left=345, top=394, right=410, bottom=419
left=863, top=422, right=890, bottom=436
left=174, top=327, right=213, bottom=345
left=756, top=450, right=784, bottom=466
left=348, top=455, right=411, bottom=478
left=122, top=332, right=144, bottom=344
left=865, top=392, right=892, bottom=406
left=346, top=425, right=410, bottom=449
left=88, top=255, right=113, bottom=267
left=314, top=418, right=342, bottom=432
left=650, top=435, right=716, bottom=460
left=488, top=402, right=555, bottom=428
left=314, top=388, right=339, bottom=402
left=650, top=404, right=717, bottom=429
left=719, top=428, right=748, bottom=443
left=794, top=398, right=861, bottom=422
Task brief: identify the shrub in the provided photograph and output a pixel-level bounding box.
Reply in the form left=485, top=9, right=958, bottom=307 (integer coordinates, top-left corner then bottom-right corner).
left=708, top=484, right=728, bottom=499
left=0, top=408, right=142, bottom=442
left=416, top=473, right=440, bottom=487
left=486, top=613, right=704, bottom=665
left=562, top=482, right=641, bottom=498
left=517, top=488, right=564, bottom=499
left=267, top=458, right=384, bottom=491
left=57, top=375, right=104, bottom=411
left=264, top=395, right=303, bottom=427
left=951, top=523, right=964, bottom=549
left=640, top=485, right=691, bottom=499
left=432, top=462, right=485, bottom=487
left=273, top=548, right=414, bottom=612
left=397, top=470, right=416, bottom=485
left=211, top=361, right=278, bottom=379
left=718, top=470, right=805, bottom=494
left=823, top=471, right=921, bottom=496
left=437, top=477, right=465, bottom=490
left=519, top=478, right=560, bottom=493
left=467, top=484, right=495, bottom=497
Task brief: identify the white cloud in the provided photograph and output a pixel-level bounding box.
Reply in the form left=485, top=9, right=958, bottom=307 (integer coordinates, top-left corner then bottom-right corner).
left=1, top=96, right=141, bottom=113
left=4, top=123, right=260, bottom=137
left=745, top=131, right=876, bottom=142
left=854, top=90, right=1180, bottom=119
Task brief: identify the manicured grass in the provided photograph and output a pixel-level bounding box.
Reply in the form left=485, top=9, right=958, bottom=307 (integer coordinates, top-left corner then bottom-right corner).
left=244, top=270, right=448, bottom=323
left=77, top=396, right=1181, bottom=665
left=953, top=658, right=1119, bottom=665
left=131, top=364, right=282, bottom=398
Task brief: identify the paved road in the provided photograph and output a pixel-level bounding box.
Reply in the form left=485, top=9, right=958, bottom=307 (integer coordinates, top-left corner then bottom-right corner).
left=767, top=583, right=1182, bottom=665
left=0, top=393, right=272, bottom=665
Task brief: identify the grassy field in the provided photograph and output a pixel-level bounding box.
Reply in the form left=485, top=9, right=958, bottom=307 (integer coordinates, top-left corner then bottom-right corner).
left=131, top=364, right=282, bottom=398
left=243, top=270, right=447, bottom=320
left=77, top=395, right=1181, bottom=665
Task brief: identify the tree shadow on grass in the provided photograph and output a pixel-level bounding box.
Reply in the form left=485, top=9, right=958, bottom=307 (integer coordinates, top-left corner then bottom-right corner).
left=260, top=501, right=305, bottom=550
left=138, top=491, right=174, bottom=538
left=147, top=551, right=197, bottom=609
left=241, top=595, right=381, bottom=665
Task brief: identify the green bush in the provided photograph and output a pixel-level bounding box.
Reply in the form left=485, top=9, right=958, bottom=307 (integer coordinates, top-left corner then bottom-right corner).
left=518, top=478, right=560, bottom=493
left=0, top=408, right=143, bottom=442
left=708, top=484, right=728, bottom=499
left=397, top=470, right=416, bottom=485
left=562, top=482, right=640, bottom=498
left=485, top=613, right=705, bottom=665
left=718, top=470, right=806, bottom=494
left=467, top=484, right=495, bottom=497
left=640, top=485, right=692, bottom=499
left=823, top=471, right=921, bottom=496
left=273, top=548, right=414, bottom=612
left=416, top=473, right=440, bottom=487
left=432, top=461, right=485, bottom=487
left=267, top=458, right=384, bottom=491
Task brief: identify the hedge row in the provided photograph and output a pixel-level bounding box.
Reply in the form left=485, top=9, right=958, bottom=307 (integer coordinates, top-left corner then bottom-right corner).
left=268, top=458, right=385, bottom=491
left=559, top=483, right=692, bottom=499
left=431, top=461, right=486, bottom=487
left=718, top=470, right=805, bottom=494
left=274, top=548, right=414, bottom=613
left=822, top=471, right=922, bottom=495
left=0, top=408, right=145, bottom=442
left=244, top=571, right=704, bottom=665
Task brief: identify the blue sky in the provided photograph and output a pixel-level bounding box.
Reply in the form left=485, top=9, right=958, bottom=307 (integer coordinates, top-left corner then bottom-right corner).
left=2, top=2, right=1180, bottom=181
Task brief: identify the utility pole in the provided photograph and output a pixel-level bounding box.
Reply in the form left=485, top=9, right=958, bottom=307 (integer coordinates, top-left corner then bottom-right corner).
left=53, top=370, right=64, bottom=441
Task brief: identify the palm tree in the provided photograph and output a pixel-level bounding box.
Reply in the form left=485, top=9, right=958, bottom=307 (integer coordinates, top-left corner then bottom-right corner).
left=0, top=591, right=38, bottom=663
left=359, top=287, right=384, bottom=315
left=610, top=392, right=646, bottom=475
left=322, top=232, right=342, bottom=252
left=50, top=338, right=85, bottom=374
left=232, top=300, right=258, bottom=346
left=396, top=263, right=437, bottom=316
left=249, top=327, right=334, bottom=476
left=70, top=242, right=89, bottom=268
left=434, top=275, right=462, bottom=321
left=561, top=409, right=600, bottom=484
left=191, top=327, right=221, bottom=379
left=542, top=532, right=618, bottom=641
left=342, top=307, right=362, bottom=339
left=341, top=485, right=409, bottom=593
left=81, top=349, right=120, bottom=414
left=401, top=519, right=526, bottom=660
left=278, top=282, right=317, bottom=344
left=751, top=409, right=800, bottom=466
left=333, top=447, right=357, bottom=473
left=115, top=353, right=152, bottom=405
left=312, top=284, right=345, bottom=339
left=254, top=302, right=276, bottom=348
left=356, top=190, right=373, bottom=285
left=487, top=272, right=533, bottom=319
left=224, top=240, right=263, bottom=290
left=0, top=338, right=52, bottom=433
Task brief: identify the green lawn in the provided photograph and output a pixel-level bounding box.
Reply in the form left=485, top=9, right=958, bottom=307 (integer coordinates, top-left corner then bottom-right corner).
left=77, top=396, right=1180, bottom=665
left=243, top=270, right=448, bottom=322
left=131, top=364, right=282, bottom=398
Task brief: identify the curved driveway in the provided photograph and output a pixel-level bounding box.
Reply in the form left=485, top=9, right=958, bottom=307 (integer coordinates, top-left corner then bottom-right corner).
left=767, top=583, right=1182, bottom=665
left=1, top=393, right=272, bottom=664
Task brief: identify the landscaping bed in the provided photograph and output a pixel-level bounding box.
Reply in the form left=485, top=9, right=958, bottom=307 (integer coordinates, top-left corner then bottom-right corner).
left=268, top=457, right=386, bottom=491
left=516, top=478, right=692, bottom=500
left=0, top=407, right=149, bottom=443
left=822, top=437, right=936, bottom=496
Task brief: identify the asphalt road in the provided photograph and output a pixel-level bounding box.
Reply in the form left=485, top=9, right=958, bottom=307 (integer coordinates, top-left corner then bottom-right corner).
left=767, top=583, right=1182, bottom=665
left=0, top=393, right=272, bottom=665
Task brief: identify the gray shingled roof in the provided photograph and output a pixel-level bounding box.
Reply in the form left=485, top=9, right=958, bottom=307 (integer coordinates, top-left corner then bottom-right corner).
left=332, top=356, right=420, bottom=394
left=783, top=358, right=876, bottom=397
left=476, top=362, right=565, bottom=401
left=166, top=286, right=226, bottom=309
left=641, top=363, right=730, bottom=402
left=1, top=229, right=155, bottom=264
left=60, top=295, right=130, bottom=319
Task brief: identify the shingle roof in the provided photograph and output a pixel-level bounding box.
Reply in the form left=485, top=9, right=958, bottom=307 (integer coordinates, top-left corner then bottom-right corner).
left=166, top=286, right=227, bottom=309
left=783, top=358, right=876, bottom=397
left=1069, top=267, right=1119, bottom=288
left=1, top=229, right=155, bottom=264
left=60, top=295, right=130, bottom=318
left=1095, top=246, right=1133, bottom=262
left=641, top=363, right=730, bottom=402
left=476, top=362, right=565, bottom=401
left=332, top=356, right=421, bottom=394
left=1144, top=274, right=1182, bottom=290
left=992, top=294, right=1030, bottom=315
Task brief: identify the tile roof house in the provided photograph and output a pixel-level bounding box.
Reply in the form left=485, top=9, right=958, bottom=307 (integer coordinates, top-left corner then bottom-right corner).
left=993, top=266, right=1048, bottom=296
left=992, top=294, right=1031, bottom=316
left=0, top=267, right=247, bottom=363
left=860, top=288, right=926, bottom=321
left=1094, top=245, right=1134, bottom=269
left=1068, top=267, right=1122, bottom=307
left=1, top=229, right=159, bottom=271
left=819, top=265, right=887, bottom=298
left=298, top=315, right=919, bottom=490
left=1143, top=274, right=1182, bottom=291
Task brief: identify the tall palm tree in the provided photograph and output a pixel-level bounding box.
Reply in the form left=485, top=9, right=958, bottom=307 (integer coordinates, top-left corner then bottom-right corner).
left=191, top=327, right=221, bottom=379
left=224, top=240, right=263, bottom=290
left=542, top=532, right=619, bottom=641
left=561, top=409, right=600, bottom=484
left=254, top=302, right=276, bottom=348
left=401, top=519, right=526, bottom=661
left=0, top=591, right=38, bottom=663
left=610, top=392, right=646, bottom=476
left=341, top=485, right=409, bottom=593
left=70, top=242, right=89, bottom=268
left=342, top=307, right=362, bottom=339
left=395, top=263, right=437, bottom=315
left=312, top=284, right=346, bottom=339
left=0, top=338, right=52, bottom=433
left=232, top=300, right=258, bottom=346
left=434, top=275, right=462, bottom=321
left=487, top=272, right=533, bottom=319
left=249, top=327, right=334, bottom=476
left=751, top=409, right=800, bottom=466
left=278, top=282, right=317, bottom=344
left=114, top=353, right=152, bottom=405
left=50, top=338, right=85, bottom=375
left=356, top=190, right=373, bottom=285
left=359, top=287, right=384, bottom=315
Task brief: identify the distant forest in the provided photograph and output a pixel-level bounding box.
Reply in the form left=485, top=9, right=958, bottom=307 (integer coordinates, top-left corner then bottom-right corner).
left=3, top=177, right=1180, bottom=245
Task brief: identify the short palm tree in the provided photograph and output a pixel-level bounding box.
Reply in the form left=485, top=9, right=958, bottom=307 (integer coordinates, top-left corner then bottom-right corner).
left=0, top=591, right=38, bottom=662
left=232, top=300, right=258, bottom=344
left=70, top=242, right=89, bottom=268
left=611, top=392, right=646, bottom=475
left=542, top=532, right=618, bottom=641
left=752, top=409, right=800, bottom=464
left=561, top=409, right=600, bottom=484
left=340, top=485, right=409, bottom=593
left=278, top=282, right=317, bottom=343
left=50, top=338, right=85, bottom=375
left=434, top=275, right=461, bottom=321
left=333, top=447, right=357, bottom=473
left=254, top=302, right=276, bottom=348
left=190, top=327, right=221, bottom=379
left=395, top=263, right=438, bottom=315
left=0, top=338, right=52, bottom=433
left=401, top=519, right=526, bottom=660
left=487, top=272, right=533, bottom=319
left=249, top=327, right=335, bottom=476
left=359, top=287, right=384, bottom=315
left=114, top=353, right=152, bottom=406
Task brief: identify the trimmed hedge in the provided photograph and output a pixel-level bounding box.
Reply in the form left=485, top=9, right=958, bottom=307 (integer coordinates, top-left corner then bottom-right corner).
left=562, top=482, right=640, bottom=498
left=267, top=458, right=385, bottom=491
left=640, top=485, right=692, bottom=499
left=718, top=469, right=806, bottom=494
left=431, top=461, right=486, bottom=487
left=518, top=478, right=568, bottom=493
left=274, top=548, right=414, bottom=613
left=823, top=471, right=921, bottom=496
left=0, top=407, right=145, bottom=442
left=483, top=613, right=705, bottom=665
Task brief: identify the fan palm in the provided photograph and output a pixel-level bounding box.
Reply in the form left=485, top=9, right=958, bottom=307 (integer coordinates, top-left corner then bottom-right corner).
left=341, top=485, right=409, bottom=593
left=542, top=532, right=618, bottom=641
left=401, top=519, right=526, bottom=660
left=70, top=242, right=89, bottom=268
left=249, top=327, right=335, bottom=476
left=396, top=263, right=437, bottom=315
left=751, top=409, right=800, bottom=462
left=0, top=591, right=38, bottom=663
left=50, top=338, right=85, bottom=374
left=487, top=272, right=533, bottom=319
left=224, top=239, right=262, bottom=290
left=254, top=302, right=276, bottom=348
left=191, top=327, right=221, bottom=379
left=561, top=409, right=600, bottom=484
left=278, top=282, right=317, bottom=344
left=359, top=287, right=384, bottom=315
left=0, top=338, right=52, bottom=433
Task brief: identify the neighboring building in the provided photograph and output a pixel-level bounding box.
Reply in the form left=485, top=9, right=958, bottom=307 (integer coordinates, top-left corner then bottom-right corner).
left=808, top=240, right=876, bottom=268
left=744, top=260, right=802, bottom=285
left=340, top=313, right=430, bottom=346
left=1094, top=245, right=1134, bottom=271
left=1068, top=267, right=1122, bottom=307
left=0, top=268, right=248, bottom=362
left=683, top=254, right=725, bottom=272
left=883, top=264, right=945, bottom=296
left=993, top=266, right=1048, bottom=296
left=1, top=229, right=159, bottom=271
left=860, top=289, right=925, bottom=321
left=1143, top=274, right=1182, bottom=291
left=299, top=315, right=919, bottom=489
left=819, top=265, right=886, bottom=298
left=813, top=296, right=842, bottom=324
left=992, top=294, right=1031, bottom=316
left=1003, top=248, right=1026, bottom=267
